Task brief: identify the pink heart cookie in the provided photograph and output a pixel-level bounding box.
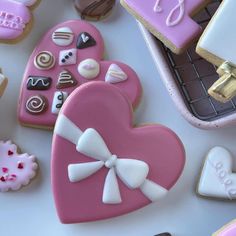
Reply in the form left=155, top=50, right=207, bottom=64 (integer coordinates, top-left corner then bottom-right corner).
left=18, top=20, right=142, bottom=129
left=0, top=0, right=39, bottom=43
left=0, top=140, right=38, bottom=192
left=51, top=82, right=185, bottom=223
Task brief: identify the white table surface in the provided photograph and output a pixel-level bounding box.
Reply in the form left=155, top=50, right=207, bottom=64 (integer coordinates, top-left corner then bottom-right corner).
left=0, top=1, right=236, bottom=236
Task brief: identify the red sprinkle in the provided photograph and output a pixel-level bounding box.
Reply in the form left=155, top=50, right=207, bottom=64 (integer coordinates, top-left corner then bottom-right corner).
left=8, top=150, right=13, bottom=156
left=2, top=167, right=8, bottom=173
left=17, top=162, right=24, bottom=169
left=0, top=176, right=6, bottom=182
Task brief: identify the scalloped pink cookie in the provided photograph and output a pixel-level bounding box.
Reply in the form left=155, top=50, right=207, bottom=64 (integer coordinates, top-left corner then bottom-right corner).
left=121, top=0, right=210, bottom=54
left=213, top=219, right=236, bottom=236
left=51, top=82, right=185, bottom=223
left=18, top=20, right=142, bottom=129
left=0, top=140, right=38, bottom=192
left=0, top=0, right=39, bottom=43
left=0, top=69, right=8, bottom=97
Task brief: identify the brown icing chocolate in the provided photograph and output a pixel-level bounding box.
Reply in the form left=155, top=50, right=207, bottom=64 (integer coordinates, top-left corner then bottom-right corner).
left=74, top=0, right=116, bottom=21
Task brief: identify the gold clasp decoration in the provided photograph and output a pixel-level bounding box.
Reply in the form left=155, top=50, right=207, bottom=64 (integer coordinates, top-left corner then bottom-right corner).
left=208, top=61, right=236, bottom=103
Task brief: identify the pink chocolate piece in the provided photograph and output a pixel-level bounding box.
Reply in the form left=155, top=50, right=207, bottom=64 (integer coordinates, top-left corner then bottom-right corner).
left=18, top=20, right=142, bottom=129
left=0, top=0, right=31, bottom=40
left=122, top=0, right=209, bottom=52
left=51, top=82, right=185, bottom=223
left=0, top=140, right=38, bottom=192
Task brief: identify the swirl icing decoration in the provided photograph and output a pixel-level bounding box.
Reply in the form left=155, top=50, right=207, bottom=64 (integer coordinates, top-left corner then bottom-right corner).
left=25, top=95, right=48, bottom=115
left=34, top=51, right=55, bottom=70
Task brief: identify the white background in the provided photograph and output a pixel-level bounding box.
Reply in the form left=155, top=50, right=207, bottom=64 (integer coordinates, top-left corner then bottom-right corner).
left=0, top=1, right=236, bottom=235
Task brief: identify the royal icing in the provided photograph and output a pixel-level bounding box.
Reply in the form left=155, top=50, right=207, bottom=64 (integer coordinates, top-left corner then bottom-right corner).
left=25, top=95, right=48, bottom=115
left=197, top=0, right=236, bottom=66
left=18, top=20, right=142, bottom=129
left=121, top=0, right=209, bottom=53
left=0, top=0, right=38, bottom=41
left=78, top=59, right=100, bottom=79
left=14, top=0, right=37, bottom=6
left=34, top=51, right=55, bottom=70
left=51, top=91, right=68, bottom=115
left=51, top=82, right=185, bottom=223
left=0, top=140, right=38, bottom=192
left=198, top=147, right=236, bottom=200
left=27, top=76, right=52, bottom=90
left=52, top=27, right=74, bottom=47
left=74, top=0, right=116, bottom=21
left=213, top=220, right=236, bottom=236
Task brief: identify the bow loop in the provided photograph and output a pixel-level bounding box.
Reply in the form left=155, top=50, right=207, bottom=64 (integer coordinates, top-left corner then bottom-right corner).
left=77, top=128, right=112, bottom=162
left=116, top=159, right=149, bottom=189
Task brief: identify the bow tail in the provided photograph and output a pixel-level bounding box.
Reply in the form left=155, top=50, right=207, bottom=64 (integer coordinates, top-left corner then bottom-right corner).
left=68, top=161, right=104, bottom=182
left=139, top=179, right=168, bottom=202
left=103, top=168, right=122, bottom=204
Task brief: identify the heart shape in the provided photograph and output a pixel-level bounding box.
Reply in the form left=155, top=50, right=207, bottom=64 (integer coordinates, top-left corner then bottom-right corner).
left=51, top=82, right=185, bottom=223
left=198, top=146, right=236, bottom=200
left=18, top=20, right=141, bottom=129
left=0, top=140, right=38, bottom=192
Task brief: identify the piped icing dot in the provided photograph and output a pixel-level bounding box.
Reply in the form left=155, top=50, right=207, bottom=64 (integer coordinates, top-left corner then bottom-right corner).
left=78, top=58, right=100, bottom=79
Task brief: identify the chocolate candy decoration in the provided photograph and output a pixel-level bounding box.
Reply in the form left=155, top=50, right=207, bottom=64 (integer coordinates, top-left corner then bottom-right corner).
left=57, top=70, right=78, bottom=89
left=77, top=32, right=96, bottom=49
left=74, top=0, right=116, bottom=21
left=25, top=95, right=48, bottom=115
left=154, top=233, right=171, bottom=236
left=27, top=76, right=52, bottom=90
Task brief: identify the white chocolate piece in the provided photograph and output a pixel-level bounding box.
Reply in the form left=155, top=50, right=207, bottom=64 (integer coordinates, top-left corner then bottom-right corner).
left=105, top=64, right=128, bottom=84
left=78, top=59, right=100, bottom=79
left=59, top=49, right=77, bottom=66
left=51, top=91, right=68, bottom=115
left=52, top=27, right=74, bottom=47
left=198, top=147, right=236, bottom=200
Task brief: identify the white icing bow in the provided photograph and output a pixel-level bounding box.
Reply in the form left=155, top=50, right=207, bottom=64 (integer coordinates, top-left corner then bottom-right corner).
left=54, top=114, right=168, bottom=204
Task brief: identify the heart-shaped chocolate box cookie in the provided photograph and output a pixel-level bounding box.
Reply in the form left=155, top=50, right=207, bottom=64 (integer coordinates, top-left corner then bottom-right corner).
left=51, top=82, right=185, bottom=223
left=18, top=20, right=142, bottom=129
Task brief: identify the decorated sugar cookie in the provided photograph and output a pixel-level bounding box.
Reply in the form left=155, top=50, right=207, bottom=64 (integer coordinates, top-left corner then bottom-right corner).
left=0, top=0, right=39, bottom=43
left=0, top=70, right=8, bottom=97
left=0, top=140, right=38, bottom=192
left=197, top=147, right=236, bottom=200
left=18, top=20, right=142, bottom=129
left=213, top=219, right=236, bottom=236
left=121, top=0, right=210, bottom=54
left=51, top=82, right=185, bottom=223
left=197, top=0, right=236, bottom=103
left=74, top=0, right=116, bottom=21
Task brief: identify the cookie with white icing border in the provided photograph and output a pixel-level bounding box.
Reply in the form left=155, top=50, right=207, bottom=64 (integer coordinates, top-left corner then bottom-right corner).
left=121, top=0, right=210, bottom=54
left=0, top=69, right=7, bottom=97
left=18, top=20, right=142, bottom=130
left=0, top=140, right=38, bottom=192
left=51, top=82, right=185, bottom=223
left=197, top=0, right=236, bottom=103
left=212, top=219, right=236, bottom=236
left=197, top=147, right=236, bottom=200
left=0, top=0, right=40, bottom=43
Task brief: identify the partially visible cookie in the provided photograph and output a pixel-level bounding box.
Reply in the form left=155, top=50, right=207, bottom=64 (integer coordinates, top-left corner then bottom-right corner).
left=0, top=140, right=38, bottom=192
left=121, top=0, right=210, bottom=54
left=196, top=0, right=236, bottom=103
left=154, top=233, right=171, bottom=236
left=197, top=147, right=236, bottom=200
left=0, top=0, right=40, bottom=43
left=213, top=219, right=236, bottom=236
left=0, top=70, right=8, bottom=97
left=74, top=0, right=116, bottom=21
